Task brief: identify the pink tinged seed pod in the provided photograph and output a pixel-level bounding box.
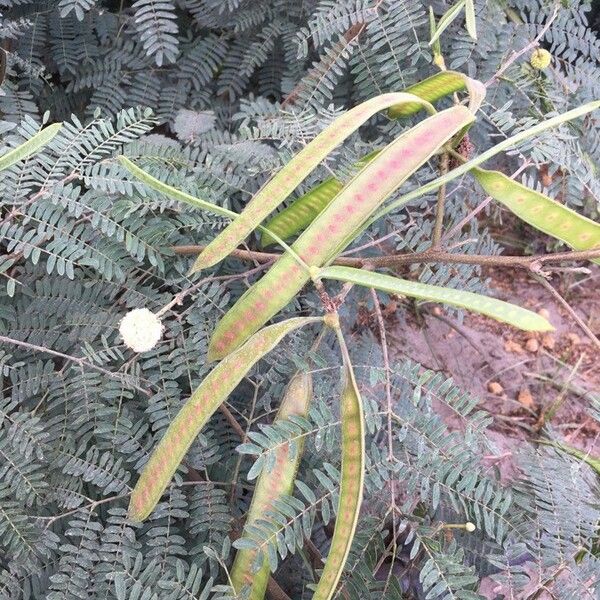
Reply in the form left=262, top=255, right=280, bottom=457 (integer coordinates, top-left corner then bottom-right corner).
left=190, top=92, right=437, bottom=273
left=208, top=106, right=475, bottom=360
left=230, top=371, right=313, bottom=598
left=128, top=318, right=320, bottom=522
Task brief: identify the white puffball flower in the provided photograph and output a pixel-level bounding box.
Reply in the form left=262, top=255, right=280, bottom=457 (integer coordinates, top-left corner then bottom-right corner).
left=119, top=308, right=163, bottom=353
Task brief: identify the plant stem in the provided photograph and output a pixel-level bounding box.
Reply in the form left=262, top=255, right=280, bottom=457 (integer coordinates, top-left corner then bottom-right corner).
left=171, top=244, right=600, bottom=270
left=432, top=152, right=449, bottom=248
left=532, top=274, right=600, bottom=350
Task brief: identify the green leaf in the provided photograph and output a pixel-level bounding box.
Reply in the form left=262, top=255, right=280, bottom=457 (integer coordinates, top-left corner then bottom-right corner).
left=231, top=371, right=313, bottom=599
left=191, top=92, right=436, bottom=272
left=471, top=167, right=600, bottom=264
left=128, top=317, right=321, bottom=522
left=208, top=106, right=475, bottom=360
left=0, top=123, right=62, bottom=172
left=313, top=328, right=365, bottom=600
left=318, top=266, right=554, bottom=332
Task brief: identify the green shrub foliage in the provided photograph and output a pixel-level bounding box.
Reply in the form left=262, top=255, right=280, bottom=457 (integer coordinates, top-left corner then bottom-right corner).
left=0, top=1, right=599, bottom=598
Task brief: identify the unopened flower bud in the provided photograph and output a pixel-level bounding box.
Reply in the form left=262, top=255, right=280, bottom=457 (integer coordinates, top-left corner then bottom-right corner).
left=530, top=48, right=552, bottom=70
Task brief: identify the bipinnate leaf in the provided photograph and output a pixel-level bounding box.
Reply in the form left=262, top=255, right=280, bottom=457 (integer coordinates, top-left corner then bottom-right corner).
left=260, top=150, right=381, bottom=248
left=208, top=106, right=475, bottom=360
left=128, top=317, right=322, bottom=522
left=191, top=92, right=436, bottom=272
left=313, top=329, right=364, bottom=600
left=0, top=123, right=62, bottom=172
left=318, top=266, right=554, bottom=332
left=231, top=371, right=313, bottom=599
left=472, top=167, right=600, bottom=264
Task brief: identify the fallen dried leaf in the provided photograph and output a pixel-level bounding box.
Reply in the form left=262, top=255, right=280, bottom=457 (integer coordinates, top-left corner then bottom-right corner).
left=504, top=339, right=524, bottom=354
left=487, top=381, right=504, bottom=395
left=518, top=387, right=535, bottom=409
left=538, top=308, right=551, bottom=320
left=541, top=334, right=556, bottom=350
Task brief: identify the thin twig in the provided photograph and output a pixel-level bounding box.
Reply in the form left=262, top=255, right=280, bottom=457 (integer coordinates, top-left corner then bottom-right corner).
left=484, top=5, right=559, bottom=88
left=0, top=334, right=152, bottom=396
left=532, top=274, right=600, bottom=350
left=171, top=244, right=600, bottom=270
left=432, top=152, right=449, bottom=248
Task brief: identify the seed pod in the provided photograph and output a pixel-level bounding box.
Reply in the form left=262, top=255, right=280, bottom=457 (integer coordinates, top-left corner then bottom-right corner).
left=208, top=106, right=475, bottom=360
left=313, top=329, right=364, bottom=600
left=191, top=92, right=436, bottom=272
left=259, top=151, right=381, bottom=248
left=128, top=317, right=321, bottom=522
left=472, top=167, right=600, bottom=264
left=118, top=155, right=236, bottom=219
left=318, top=266, right=554, bottom=332
left=230, top=371, right=313, bottom=599
left=387, top=71, right=484, bottom=118
left=0, top=123, right=62, bottom=172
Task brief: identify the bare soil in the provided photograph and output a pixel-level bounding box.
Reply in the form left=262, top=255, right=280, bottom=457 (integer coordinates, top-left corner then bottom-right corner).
left=379, top=266, right=600, bottom=458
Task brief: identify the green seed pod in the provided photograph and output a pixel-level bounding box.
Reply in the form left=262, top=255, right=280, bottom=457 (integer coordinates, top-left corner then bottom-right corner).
left=530, top=48, right=552, bottom=70
left=230, top=371, right=313, bottom=599
left=208, top=106, right=475, bottom=361
left=313, top=330, right=364, bottom=600
left=260, top=75, right=486, bottom=248
left=191, top=92, right=436, bottom=273
left=387, top=71, right=484, bottom=118
left=0, top=123, right=62, bottom=172
left=472, top=167, right=600, bottom=264
left=259, top=151, right=381, bottom=248
left=128, top=317, right=321, bottom=522
left=118, top=155, right=237, bottom=219
left=318, top=266, right=554, bottom=332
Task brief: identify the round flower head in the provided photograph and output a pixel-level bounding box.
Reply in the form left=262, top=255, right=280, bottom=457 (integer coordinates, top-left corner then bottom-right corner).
left=119, top=308, right=163, bottom=353
left=530, top=48, right=552, bottom=70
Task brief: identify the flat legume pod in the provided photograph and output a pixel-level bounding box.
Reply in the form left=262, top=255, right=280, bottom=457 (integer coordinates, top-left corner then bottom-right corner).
left=230, top=371, right=313, bottom=599
left=191, top=92, right=436, bottom=272
left=208, top=106, right=475, bottom=361
left=472, top=167, right=600, bottom=264
left=128, top=317, right=321, bottom=522
left=0, top=123, right=62, bottom=172
left=260, top=151, right=381, bottom=248
left=318, top=266, right=554, bottom=332
left=313, top=331, right=364, bottom=600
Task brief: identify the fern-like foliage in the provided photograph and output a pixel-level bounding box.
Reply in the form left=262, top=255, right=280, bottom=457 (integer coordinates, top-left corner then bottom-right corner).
left=1, top=1, right=599, bottom=598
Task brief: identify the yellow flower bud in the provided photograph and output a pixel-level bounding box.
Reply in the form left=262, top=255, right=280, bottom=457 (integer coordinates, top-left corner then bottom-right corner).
left=530, top=48, right=552, bottom=70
